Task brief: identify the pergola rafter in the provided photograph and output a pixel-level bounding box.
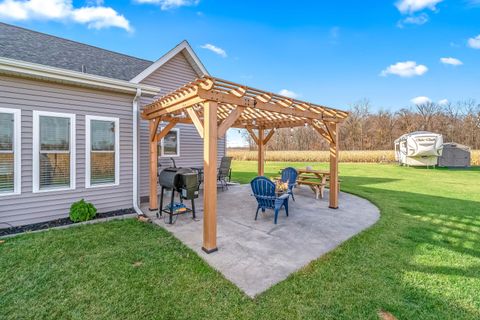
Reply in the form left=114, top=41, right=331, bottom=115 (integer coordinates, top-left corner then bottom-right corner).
left=141, top=76, right=349, bottom=253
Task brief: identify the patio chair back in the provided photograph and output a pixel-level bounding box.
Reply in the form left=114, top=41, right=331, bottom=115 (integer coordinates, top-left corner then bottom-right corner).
left=250, top=176, right=276, bottom=209
left=218, top=156, right=232, bottom=177
left=281, top=167, right=298, bottom=187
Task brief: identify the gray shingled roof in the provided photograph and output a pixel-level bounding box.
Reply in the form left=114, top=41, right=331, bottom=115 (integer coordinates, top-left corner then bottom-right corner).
left=0, top=22, right=153, bottom=81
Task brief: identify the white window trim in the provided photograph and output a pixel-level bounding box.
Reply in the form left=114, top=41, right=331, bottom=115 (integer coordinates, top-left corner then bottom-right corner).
left=160, top=127, right=180, bottom=157
left=33, top=110, right=76, bottom=193
left=85, top=115, right=120, bottom=188
left=0, top=107, right=21, bottom=196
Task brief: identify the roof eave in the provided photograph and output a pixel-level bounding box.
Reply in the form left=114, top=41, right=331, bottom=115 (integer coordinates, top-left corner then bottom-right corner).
left=0, top=57, right=160, bottom=97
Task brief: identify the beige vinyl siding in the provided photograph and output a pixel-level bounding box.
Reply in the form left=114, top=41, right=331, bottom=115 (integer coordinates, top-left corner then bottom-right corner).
left=138, top=51, right=226, bottom=200
left=0, top=75, right=134, bottom=227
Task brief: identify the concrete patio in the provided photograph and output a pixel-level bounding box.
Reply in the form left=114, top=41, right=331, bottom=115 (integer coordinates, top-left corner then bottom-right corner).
left=142, top=185, right=379, bottom=297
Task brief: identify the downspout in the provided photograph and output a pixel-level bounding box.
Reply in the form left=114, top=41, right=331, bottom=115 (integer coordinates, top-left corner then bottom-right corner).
left=132, top=88, right=142, bottom=215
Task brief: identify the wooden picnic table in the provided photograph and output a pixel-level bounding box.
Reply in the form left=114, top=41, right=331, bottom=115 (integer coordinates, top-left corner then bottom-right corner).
left=296, top=168, right=330, bottom=199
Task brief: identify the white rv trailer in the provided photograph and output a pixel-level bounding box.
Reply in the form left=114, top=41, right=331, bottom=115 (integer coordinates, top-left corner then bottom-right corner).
left=394, top=131, right=444, bottom=166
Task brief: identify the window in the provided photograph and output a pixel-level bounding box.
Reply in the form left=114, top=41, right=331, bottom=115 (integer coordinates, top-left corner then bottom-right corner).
left=33, top=111, right=75, bottom=192
left=86, top=115, right=119, bottom=188
left=0, top=108, right=21, bottom=195
left=160, top=128, right=180, bottom=157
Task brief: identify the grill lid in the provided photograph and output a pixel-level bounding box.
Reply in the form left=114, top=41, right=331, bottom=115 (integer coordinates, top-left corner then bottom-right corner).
left=158, top=167, right=194, bottom=190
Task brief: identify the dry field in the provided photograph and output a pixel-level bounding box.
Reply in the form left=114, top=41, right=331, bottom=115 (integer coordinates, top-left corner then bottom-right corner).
left=228, top=149, right=480, bottom=165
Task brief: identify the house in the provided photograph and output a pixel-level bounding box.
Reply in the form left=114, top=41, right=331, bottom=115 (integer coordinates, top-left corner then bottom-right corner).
left=0, top=22, right=226, bottom=227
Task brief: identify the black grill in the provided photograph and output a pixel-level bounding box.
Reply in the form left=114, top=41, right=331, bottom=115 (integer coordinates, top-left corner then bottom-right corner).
left=157, top=167, right=199, bottom=224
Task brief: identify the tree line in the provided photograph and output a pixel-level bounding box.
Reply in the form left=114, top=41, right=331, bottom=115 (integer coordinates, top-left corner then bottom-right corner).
left=241, top=99, right=480, bottom=151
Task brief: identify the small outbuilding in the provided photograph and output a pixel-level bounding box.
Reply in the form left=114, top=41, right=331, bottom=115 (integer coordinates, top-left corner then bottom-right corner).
left=437, top=143, right=471, bottom=168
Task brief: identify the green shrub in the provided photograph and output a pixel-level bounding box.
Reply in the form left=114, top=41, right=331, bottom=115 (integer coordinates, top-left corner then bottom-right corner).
left=69, top=199, right=97, bottom=222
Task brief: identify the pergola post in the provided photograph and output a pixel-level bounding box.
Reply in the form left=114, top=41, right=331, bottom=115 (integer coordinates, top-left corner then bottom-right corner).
left=202, top=101, right=218, bottom=253
left=328, top=122, right=339, bottom=209
left=257, top=127, right=265, bottom=176
left=149, top=120, right=159, bottom=210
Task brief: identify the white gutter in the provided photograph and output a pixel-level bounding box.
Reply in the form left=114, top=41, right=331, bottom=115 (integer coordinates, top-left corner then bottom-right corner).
left=132, top=88, right=142, bottom=215
left=0, top=57, right=159, bottom=97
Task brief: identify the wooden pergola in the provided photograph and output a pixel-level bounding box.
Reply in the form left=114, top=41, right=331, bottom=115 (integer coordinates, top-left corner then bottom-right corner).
left=141, top=76, right=348, bottom=253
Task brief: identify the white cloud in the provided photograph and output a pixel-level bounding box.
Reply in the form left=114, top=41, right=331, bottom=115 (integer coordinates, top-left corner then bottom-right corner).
left=397, top=13, right=429, bottom=27
left=200, top=43, right=227, bottom=58
left=440, top=57, right=463, bottom=66
left=438, top=99, right=449, bottom=106
left=395, top=0, right=443, bottom=14
left=411, top=96, right=432, bottom=105
left=467, top=34, right=480, bottom=49
left=278, top=89, right=299, bottom=99
left=0, top=0, right=131, bottom=31
left=134, top=0, right=199, bottom=10
left=381, top=61, right=428, bottom=77
left=72, top=7, right=130, bottom=31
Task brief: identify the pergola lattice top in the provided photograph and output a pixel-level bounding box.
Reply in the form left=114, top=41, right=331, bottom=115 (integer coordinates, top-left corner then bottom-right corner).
left=141, top=76, right=348, bottom=133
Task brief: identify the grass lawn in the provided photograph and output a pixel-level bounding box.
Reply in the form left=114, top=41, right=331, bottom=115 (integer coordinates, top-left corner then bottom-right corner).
left=1, top=162, right=479, bottom=319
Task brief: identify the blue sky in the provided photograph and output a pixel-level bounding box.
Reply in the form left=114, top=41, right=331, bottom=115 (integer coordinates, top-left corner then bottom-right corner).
left=1, top=0, right=479, bottom=146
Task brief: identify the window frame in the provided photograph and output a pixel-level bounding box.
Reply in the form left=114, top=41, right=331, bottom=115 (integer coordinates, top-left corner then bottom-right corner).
left=0, top=107, right=21, bottom=196
left=160, top=127, right=180, bottom=158
left=33, top=110, right=76, bottom=193
left=85, top=115, right=120, bottom=188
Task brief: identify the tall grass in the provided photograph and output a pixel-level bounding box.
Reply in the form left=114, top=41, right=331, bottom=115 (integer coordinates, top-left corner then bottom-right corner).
left=473, top=150, right=480, bottom=165
left=228, top=150, right=395, bottom=163
left=228, top=149, right=480, bottom=165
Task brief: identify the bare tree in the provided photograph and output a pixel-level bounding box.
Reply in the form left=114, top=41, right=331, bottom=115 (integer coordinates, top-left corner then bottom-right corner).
left=239, top=99, right=480, bottom=150
left=415, top=102, right=440, bottom=131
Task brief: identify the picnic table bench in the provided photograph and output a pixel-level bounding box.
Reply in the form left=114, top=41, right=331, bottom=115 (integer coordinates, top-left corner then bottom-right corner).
left=276, top=168, right=341, bottom=199
left=296, top=168, right=341, bottom=199
left=296, top=169, right=329, bottom=199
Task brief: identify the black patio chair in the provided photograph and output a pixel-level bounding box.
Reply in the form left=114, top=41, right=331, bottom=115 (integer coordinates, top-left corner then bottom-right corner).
left=218, top=156, right=232, bottom=191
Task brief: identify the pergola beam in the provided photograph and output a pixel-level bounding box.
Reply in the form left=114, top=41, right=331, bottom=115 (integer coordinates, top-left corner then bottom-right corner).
left=324, top=121, right=335, bottom=142
left=198, top=89, right=326, bottom=121
left=155, top=120, right=178, bottom=141
left=218, top=106, right=245, bottom=138
left=186, top=107, right=204, bottom=138
left=263, top=129, right=275, bottom=145
left=312, top=124, right=333, bottom=144
left=246, top=127, right=259, bottom=145
left=143, top=96, right=205, bottom=120
left=150, top=118, right=161, bottom=142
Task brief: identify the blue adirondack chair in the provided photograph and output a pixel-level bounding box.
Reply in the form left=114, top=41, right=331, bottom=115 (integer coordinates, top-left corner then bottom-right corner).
left=281, top=167, right=298, bottom=201
left=250, top=176, right=289, bottom=224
